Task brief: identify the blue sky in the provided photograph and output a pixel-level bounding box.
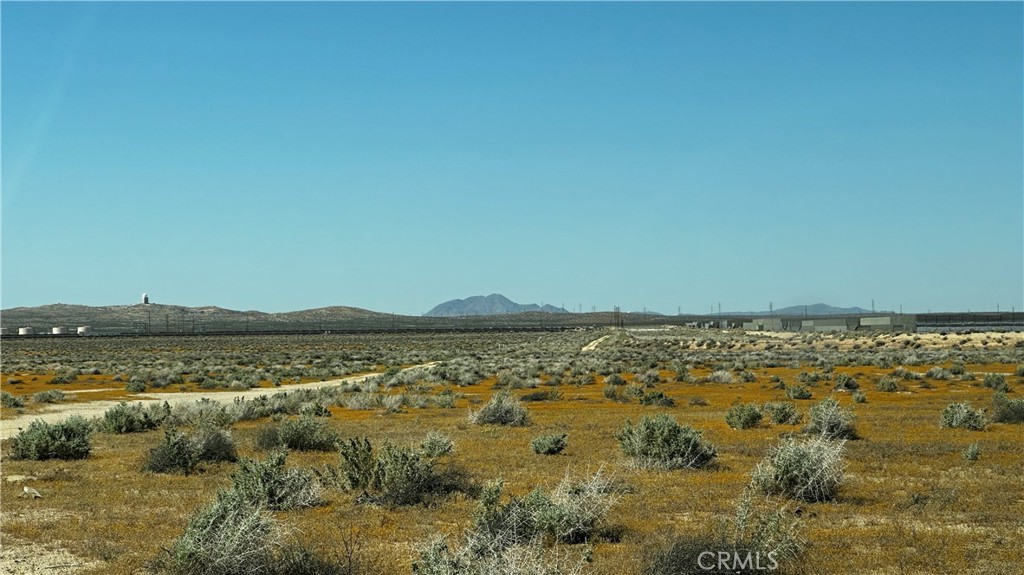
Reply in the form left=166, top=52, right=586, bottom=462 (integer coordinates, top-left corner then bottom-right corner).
left=2, top=2, right=1022, bottom=315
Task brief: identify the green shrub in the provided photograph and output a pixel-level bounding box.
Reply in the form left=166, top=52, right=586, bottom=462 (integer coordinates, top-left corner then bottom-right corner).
left=520, top=389, right=562, bottom=402
left=805, top=397, right=857, bottom=440
left=642, top=493, right=805, bottom=575
left=707, top=370, right=735, bottom=384
left=875, top=376, right=902, bottom=392
left=725, top=403, right=763, bottom=430
left=750, top=438, right=846, bottom=502
left=33, top=389, right=66, bottom=403
left=193, top=425, right=239, bottom=463
left=1015, top=365, right=1024, bottom=377
left=992, top=392, right=1024, bottom=424
left=605, top=374, right=626, bottom=386
left=962, top=443, right=980, bottom=462
left=255, top=416, right=340, bottom=452
left=531, top=433, right=568, bottom=455
left=762, top=402, right=801, bottom=425
left=833, top=373, right=858, bottom=391
left=231, top=451, right=324, bottom=510
left=125, top=380, right=148, bottom=393
left=939, top=402, right=987, bottom=431
left=785, top=385, right=812, bottom=400
left=983, top=373, right=1009, bottom=392
left=97, top=401, right=169, bottom=434
left=420, top=431, right=455, bottom=458
left=469, top=390, right=530, bottom=426
left=616, top=414, right=717, bottom=469
left=1, top=391, right=24, bottom=409
left=852, top=390, right=867, bottom=404
left=9, top=416, right=92, bottom=460
left=153, top=489, right=278, bottom=575
left=146, top=429, right=200, bottom=475
left=339, top=437, right=462, bottom=506
left=640, top=391, right=676, bottom=407
left=925, top=367, right=952, bottom=380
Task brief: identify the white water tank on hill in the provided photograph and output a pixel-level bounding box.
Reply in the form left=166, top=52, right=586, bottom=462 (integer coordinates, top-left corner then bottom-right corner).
left=77, top=326, right=93, bottom=336
left=18, top=327, right=34, bottom=335
left=52, top=327, right=67, bottom=335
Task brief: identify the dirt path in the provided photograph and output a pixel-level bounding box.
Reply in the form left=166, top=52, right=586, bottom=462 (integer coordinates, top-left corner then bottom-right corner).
left=581, top=335, right=611, bottom=352
left=0, top=363, right=436, bottom=441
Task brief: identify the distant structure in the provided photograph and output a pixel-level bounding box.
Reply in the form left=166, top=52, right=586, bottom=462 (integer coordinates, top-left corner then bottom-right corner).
left=52, top=327, right=67, bottom=335
left=142, top=293, right=149, bottom=304
left=77, top=326, right=93, bottom=336
left=18, top=327, right=34, bottom=335
left=0, top=327, right=9, bottom=336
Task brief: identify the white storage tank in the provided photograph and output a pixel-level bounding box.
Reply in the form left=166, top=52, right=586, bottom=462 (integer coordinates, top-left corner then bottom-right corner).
left=52, top=327, right=67, bottom=335
left=0, top=327, right=9, bottom=336
left=18, top=327, right=34, bottom=335
left=77, top=326, right=93, bottom=336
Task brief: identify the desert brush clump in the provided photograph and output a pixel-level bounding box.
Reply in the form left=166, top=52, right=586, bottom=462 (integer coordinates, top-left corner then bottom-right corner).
left=419, top=431, right=455, bottom=458
left=983, top=373, right=1009, bottom=392
left=804, top=397, right=857, bottom=440
left=991, top=392, right=1024, bottom=423
left=531, top=433, right=568, bottom=455
left=642, top=492, right=806, bottom=575
left=1, top=390, right=25, bottom=409
left=762, top=402, right=801, bottom=425
left=875, top=375, right=902, bottom=392
left=413, top=469, right=617, bottom=574
left=616, top=414, right=717, bottom=469
left=833, top=373, right=859, bottom=391
left=939, top=402, right=987, bottom=430
left=33, top=389, right=67, bottom=403
left=469, top=390, right=531, bottom=427
left=338, top=436, right=463, bottom=506
left=750, top=437, right=846, bottom=503
left=146, top=426, right=239, bottom=474
left=8, top=416, right=93, bottom=461
left=152, top=489, right=279, bottom=575
left=962, top=442, right=981, bottom=462
left=255, top=415, right=341, bottom=452
left=230, top=450, right=324, bottom=510
left=725, top=403, right=763, bottom=429
left=97, top=401, right=170, bottom=434
left=784, top=385, right=812, bottom=400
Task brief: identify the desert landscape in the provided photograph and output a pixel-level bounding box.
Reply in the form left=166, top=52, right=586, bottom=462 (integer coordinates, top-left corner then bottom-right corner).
left=2, top=328, right=1022, bottom=574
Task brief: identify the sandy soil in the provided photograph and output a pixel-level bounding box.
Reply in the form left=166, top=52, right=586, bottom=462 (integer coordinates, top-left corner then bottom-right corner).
left=0, top=536, right=99, bottom=575
left=0, top=363, right=436, bottom=441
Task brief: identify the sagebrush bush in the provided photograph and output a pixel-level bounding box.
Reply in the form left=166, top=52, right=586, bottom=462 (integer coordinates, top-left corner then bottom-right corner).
left=339, top=437, right=462, bottom=506
left=804, top=397, right=857, bottom=440
left=642, top=493, right=805, bottom=575
left=725, top=403, right=763, bottom=429
left=992, top=392, right=1024, bottom=423
left=255, top=416, right=340, bottom=452
left=762, top=402, right=801, bottom=425
left=531, top=433, right=568, bottom=455
left=193, top=425, right=239, bottom=463
left=469, top=390, right=530, bottom=426
left=852, top=390, right=867, bottom=404
left=146, top=430, right=200, bottom=475
left=833, top=373, right=858, bottom=390
left=616, top=414, right=717, bottom=469
left=98, top=401, right=169, bottom=434
left=939, top=402, right=987, bottom=430
left=640, top=391, right=675, bottom=407
left=33, top=389, right=66, bottom=403
left=231, top=451, right=324, bottom=510
left=707, top=370, right=735, bottom=384
left=785, top=385, right=812, bottom=400
left=154, top=489, right=278, bottom=575
left=2, top=391, right=25, bottom=409
left=420, top=431, right=455, bottom=458
left=875, top=376, right=901, bottom=392
left=983, top=373, right=1009, bottom=392
left=962, top=442, right=981, bottom=462
left=750, top=438, right=846, bottom=502
left=9, top=416, right=92, bottom=460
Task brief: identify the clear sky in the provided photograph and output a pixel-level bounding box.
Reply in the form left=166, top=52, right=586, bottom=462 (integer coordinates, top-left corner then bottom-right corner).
left=2, top=2, right=1022, bottom=315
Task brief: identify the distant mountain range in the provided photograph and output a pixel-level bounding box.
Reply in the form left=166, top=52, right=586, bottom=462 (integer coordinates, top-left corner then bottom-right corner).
left=726, top=303, right=872, bottom=316
left=424, top=294, right=568, bottom=317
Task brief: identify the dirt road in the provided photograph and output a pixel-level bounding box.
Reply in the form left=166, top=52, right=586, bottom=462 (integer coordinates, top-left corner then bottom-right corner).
left=0, top=363, right=436, bottom=441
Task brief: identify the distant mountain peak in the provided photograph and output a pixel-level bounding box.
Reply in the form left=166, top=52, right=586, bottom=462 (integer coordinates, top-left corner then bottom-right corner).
left=424, top=294, right=567, bottom=317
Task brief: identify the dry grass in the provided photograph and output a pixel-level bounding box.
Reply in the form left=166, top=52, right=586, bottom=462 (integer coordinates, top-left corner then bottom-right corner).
left=2, top=331, right=1023, bottom=574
